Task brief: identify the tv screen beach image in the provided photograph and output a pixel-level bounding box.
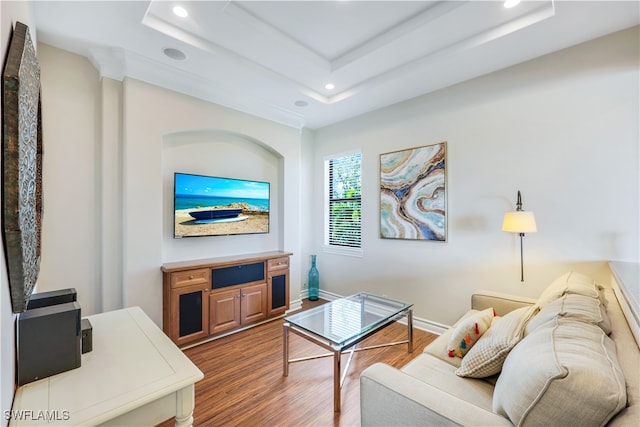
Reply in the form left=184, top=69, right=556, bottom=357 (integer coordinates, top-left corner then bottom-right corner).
left=174, top=173, right=270, bottom=238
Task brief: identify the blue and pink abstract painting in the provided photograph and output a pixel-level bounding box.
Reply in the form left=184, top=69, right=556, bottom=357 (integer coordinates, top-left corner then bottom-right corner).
left=380, top=142, right=447, bottom=241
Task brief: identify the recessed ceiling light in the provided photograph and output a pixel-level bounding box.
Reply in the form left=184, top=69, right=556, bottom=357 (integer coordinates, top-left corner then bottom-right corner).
left=294, top=100, right=308, bottom=107
left=325, top=83, right=335, bottom=90
left=163, top=47, right=186, bottom=61
left=503, top=0, right=521, bottom=8
left=173, top=6, right=188, bottom=18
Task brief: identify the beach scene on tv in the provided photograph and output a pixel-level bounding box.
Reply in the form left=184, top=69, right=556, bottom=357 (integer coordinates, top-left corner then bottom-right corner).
left=174, top=173, right=270, bottom=238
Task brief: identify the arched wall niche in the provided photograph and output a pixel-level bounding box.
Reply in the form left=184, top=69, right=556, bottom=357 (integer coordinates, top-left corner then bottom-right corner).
left=161, top=128, right=284, bottom=262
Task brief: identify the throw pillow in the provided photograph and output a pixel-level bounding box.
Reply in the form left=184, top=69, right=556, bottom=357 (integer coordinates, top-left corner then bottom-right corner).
left=536, top=271, right=600, bottom=308
left=447, top=307, right=495, bottom=358
left=456, top=306, right=537, bottom=378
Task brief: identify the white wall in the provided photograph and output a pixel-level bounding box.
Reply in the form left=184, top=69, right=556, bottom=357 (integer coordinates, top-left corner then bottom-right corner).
left=1, top=2, right=35, bottom=423
left=120, top=78, right=302, bottom=325
left=37, top=44, right=102, bottom=315
left=312, top=27, right=639, bottom=327
left=35, top=46, right=303, bottom=329
left=161, top=130, right=281, bottom=261
left=299, top=128, right=316, bottom=291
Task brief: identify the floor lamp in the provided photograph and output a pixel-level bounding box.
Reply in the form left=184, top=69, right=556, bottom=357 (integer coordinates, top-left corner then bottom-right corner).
left=502, top=191, right=537, bottom=282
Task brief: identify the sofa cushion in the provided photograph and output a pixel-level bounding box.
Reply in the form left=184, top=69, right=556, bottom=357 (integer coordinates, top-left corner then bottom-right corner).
left=447, top=308, right=495, bottom=358
left=401, top=353, right=497, bottom=412
left=493, top=316, right=627, bottom=426
left=536, top=271, right=600, bottom=308
left=526, top=293, right=612, bottom=336
left=456, top=306, right=536, bottom=378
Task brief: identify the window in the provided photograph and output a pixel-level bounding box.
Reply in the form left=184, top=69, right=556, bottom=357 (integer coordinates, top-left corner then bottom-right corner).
left=325, top=152, right=362, bottom=250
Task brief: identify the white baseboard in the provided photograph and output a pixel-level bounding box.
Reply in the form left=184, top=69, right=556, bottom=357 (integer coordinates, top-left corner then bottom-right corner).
left=287, top=298, right=303, bottom=313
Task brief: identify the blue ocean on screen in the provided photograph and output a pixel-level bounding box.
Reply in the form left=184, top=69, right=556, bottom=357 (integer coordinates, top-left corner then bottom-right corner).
left=175, top=194, right=269, bottom=212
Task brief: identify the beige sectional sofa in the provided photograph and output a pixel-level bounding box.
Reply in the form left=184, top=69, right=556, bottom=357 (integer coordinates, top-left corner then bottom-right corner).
left=360, top=271, right=639, bottom=426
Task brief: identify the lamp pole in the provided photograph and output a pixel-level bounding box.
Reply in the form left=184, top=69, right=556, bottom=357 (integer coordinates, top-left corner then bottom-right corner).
left=516, top=191, right=524, bottom=282
left=519, top=232, right=524, bottom=282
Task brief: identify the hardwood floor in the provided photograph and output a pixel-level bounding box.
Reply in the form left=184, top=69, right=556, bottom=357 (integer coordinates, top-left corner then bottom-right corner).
left=158, top=299, right=437, bottom=427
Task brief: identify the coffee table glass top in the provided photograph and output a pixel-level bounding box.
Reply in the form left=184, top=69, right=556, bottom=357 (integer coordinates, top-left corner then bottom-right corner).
left=284, top=292, right=412, bottom=347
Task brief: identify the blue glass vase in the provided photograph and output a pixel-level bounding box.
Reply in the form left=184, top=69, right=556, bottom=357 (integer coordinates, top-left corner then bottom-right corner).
left=308, top=254, right=319, bottom=301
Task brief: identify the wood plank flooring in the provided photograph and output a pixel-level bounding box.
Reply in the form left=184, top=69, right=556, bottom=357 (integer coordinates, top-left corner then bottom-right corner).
left=158, top=299, right=437, bottom=427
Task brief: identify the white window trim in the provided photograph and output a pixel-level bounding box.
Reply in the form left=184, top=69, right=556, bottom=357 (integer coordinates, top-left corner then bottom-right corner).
left=323, top=244, right=363, bottom=258
left=323, top=150, right=363, bottom=257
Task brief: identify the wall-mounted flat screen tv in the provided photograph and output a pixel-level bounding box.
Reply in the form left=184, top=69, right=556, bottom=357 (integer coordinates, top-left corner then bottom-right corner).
left=174, top=172, right=270, bottom=238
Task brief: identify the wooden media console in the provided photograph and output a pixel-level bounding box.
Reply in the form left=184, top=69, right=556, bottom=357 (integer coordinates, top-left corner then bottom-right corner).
left=161, top=251, right=292, bottom=347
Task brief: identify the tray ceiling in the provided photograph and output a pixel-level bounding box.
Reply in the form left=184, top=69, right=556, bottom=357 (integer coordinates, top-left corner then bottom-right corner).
left=33, top=1, right=639, bottom=129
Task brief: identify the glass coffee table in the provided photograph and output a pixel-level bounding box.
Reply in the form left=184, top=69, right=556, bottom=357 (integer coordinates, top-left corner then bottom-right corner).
left=283, top=292, right=413, bottom=412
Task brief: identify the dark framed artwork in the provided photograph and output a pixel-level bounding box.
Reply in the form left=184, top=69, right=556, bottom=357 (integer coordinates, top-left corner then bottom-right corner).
left=380, top=142, right=447, bottom=241
left=2, top=22, right=43, bottom=313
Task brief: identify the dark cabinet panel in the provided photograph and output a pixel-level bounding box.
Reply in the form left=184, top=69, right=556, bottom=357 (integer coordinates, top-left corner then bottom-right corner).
left=211, top=262, right=265, bottom=289
left=179, top=290, right=204, bottom=337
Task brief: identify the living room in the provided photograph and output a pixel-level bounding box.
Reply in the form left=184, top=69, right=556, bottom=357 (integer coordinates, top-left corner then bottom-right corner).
left=1, top=1, right=638, bottom=426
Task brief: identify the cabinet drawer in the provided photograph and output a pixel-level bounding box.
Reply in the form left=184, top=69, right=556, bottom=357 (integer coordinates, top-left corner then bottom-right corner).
left=171, top=268, right=210, bottom=289
left=267, top=257, right=289, bottom=272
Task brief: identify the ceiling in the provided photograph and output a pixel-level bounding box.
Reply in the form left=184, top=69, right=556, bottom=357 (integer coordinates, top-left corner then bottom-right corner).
left=33, top=1, right=639, bottom=130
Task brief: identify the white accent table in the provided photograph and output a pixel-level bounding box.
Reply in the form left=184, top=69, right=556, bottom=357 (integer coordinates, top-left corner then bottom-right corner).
left=10, top=307, right=203, bottom=426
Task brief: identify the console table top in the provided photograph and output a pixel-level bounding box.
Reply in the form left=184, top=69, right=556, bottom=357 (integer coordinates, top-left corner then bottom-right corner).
left=161, top=250, right=293, bottom=272
left=10, top=307, right=203, bottom=426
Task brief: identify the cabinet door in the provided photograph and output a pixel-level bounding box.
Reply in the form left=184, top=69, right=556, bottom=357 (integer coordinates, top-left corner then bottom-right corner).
left=241, top=283, right=267, bottom=324
left=210, top=289, right=241, bottom=335
left=171, top=283, right=209, bottom=346
left=268, top=270, right=289, bottom=317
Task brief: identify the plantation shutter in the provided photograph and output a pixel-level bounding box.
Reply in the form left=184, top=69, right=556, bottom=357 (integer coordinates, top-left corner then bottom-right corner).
left=328, top=153, right=362, bottom=248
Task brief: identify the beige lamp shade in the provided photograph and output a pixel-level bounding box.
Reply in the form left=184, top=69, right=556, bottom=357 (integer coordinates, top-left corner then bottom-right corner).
left=502, top=211, right=537, bottom=233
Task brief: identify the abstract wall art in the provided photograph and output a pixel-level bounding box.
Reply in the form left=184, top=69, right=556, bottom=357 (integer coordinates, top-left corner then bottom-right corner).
left=2, top=22, right=43, bottom=312
left=380, top=142, right=447, bottom=241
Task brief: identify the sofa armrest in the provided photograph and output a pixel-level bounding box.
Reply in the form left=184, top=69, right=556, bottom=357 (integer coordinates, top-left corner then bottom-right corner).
left=360, top=363, right=512, bottom=427
left=472, top=290, right=536, bottom=316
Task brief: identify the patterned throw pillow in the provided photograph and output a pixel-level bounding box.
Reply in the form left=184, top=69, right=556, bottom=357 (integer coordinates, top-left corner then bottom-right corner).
left=447, top=307, right=495, bottom=358
left=456, top=306, right=537, bottom=378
